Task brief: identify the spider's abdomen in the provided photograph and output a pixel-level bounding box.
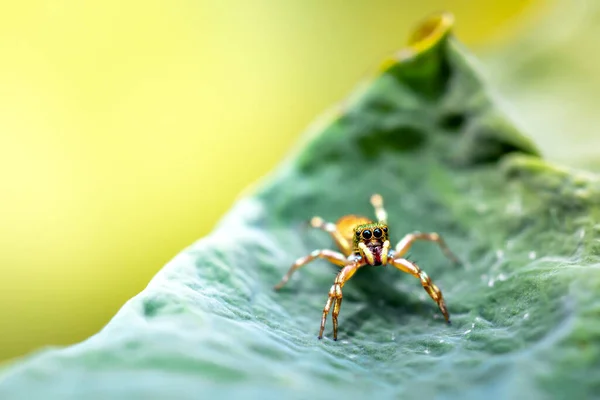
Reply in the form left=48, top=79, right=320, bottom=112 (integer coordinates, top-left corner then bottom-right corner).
left=336, top=215, right=372, bottom=243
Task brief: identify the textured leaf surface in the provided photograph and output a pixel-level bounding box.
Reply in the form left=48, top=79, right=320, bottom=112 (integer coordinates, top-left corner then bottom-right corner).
left=1, top=13, right=599, bottom=400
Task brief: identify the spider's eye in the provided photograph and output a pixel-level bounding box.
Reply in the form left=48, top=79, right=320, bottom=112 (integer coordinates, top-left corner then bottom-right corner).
left=355, top=230, right=361, bottom=237
left=373, top=228, right=382, bottom=238
left=362, top=230, right=372, bottom=240
left=383, top=227, right=388, bottom=233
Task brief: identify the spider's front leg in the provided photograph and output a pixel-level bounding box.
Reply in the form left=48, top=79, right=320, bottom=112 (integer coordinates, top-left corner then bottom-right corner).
left=274, top=249, right=348, bottom=290
left=395, top=232, right=461, bottom=265
left=388, top=256, right=450, bottom=323
left=318, top=261, right=363, bottom=340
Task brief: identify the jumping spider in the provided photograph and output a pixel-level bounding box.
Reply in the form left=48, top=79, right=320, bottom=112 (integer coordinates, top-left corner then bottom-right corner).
left=274, top=194, right=460, bottom=340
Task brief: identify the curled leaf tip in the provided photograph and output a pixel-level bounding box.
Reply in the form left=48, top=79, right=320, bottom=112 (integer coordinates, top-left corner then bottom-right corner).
left=408, top=11, right=454, bottom=49
left=380, top=11, right=455, bottom=71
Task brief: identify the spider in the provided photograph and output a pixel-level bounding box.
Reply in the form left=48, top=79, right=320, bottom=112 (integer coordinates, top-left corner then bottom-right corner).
left=274, top=194, right=460, bottom=340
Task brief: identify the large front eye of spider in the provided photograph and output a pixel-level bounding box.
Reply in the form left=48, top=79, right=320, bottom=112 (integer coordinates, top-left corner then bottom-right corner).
left=362, top=230, right=372, bottom=240
left=373, top=228, right=382, bottom=238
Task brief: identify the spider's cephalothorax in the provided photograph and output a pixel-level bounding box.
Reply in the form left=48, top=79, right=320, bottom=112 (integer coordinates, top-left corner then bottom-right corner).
left=274, top=194, right=461, bottom=341
left=353, top=223, right=390, bottom=266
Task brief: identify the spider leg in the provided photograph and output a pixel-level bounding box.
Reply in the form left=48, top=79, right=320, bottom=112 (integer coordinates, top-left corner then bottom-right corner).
left=394, top=232, right=460, bottom=264
left=274, top=249, right=348, bottom=290
left=318, top=261, right=363, bottom=340
left=370, top=194, right=387, bottom=223
left=389, top=257, right=450, bottom=323
left=309, top=216, right=352, bottom=255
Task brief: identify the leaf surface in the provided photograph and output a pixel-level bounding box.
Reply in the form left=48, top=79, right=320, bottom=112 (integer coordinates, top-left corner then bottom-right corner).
left=1, top=12, right=599, bottom=400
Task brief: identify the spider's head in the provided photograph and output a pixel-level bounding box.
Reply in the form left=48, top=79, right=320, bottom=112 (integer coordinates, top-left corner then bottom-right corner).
left=354, top=223, right=390, bottom=266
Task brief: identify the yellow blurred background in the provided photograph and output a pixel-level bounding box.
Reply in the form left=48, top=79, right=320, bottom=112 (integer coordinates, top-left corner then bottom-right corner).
left=0, top=1, right=546, bottom=362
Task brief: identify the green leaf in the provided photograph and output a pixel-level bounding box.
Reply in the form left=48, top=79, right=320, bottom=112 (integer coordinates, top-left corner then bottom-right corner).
left=1, top=12, right=599, bottom=399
